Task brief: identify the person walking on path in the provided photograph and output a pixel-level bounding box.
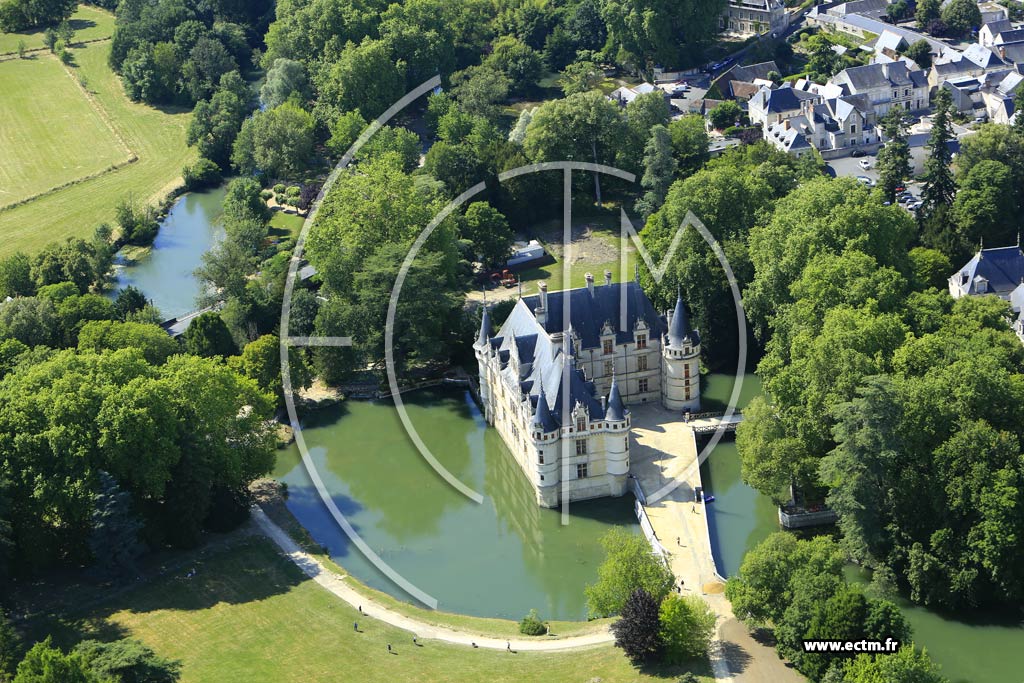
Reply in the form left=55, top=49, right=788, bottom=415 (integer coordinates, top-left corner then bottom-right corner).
left=353, top=622, right=358, bottom=632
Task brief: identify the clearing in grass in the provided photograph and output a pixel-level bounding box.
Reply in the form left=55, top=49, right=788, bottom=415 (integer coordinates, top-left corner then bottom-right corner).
left=0, top=4, right=115, bottom=55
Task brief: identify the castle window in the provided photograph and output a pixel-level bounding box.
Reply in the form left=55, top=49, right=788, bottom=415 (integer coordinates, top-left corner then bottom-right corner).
left=638, top=378, right=649, bottom=393
left=684, top=365, right=690, bottom=379
left=603, top=339, right=613, bottom=355
left=685, top=388, right=691, bottom=401
left=604, top=360, right=614, bottom=375
left=576, top=417, right=586, bottom=432
left=540, top=475, right=545, bottom=481
left=576, top=463, right=588, bottom=479
left=576, top=439, right=588, bottom=455
left=636, top=335, right=647, bottom=349
left=538, top=452, right=544, bottom=464
left=637, top=355, right=648, bottom=371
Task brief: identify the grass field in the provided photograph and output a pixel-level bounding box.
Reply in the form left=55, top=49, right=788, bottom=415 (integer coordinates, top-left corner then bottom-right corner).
left=0, top=36, right=193, bottom=259
left=0, top=53, right=128, bottom=208
left=25, top=536, right=713, bottom=683
left=0, top=4, right=115, bottom=55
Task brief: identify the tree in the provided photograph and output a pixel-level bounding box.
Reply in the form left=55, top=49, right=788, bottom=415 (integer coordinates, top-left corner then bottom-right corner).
left=708, top=101, right=742, bottom=130
left=837, top=645, right=948, bottom=683
left=0, top=296, right=58, bottom=347
left=183, top=312, right=238, bottom=358
left=921, top=88, right=957, bottom=216
left=0, top=0, right=75, bottom=32
left=659, top=593, right=716, bottom=663
left=610, top=589, right=664, bottom=664
left=231, top=334, right=311, bottom=399
left=450, top=65, right=511, bottom=120
left=916, top=0, right=941, bottom=30
left=187, top=71, right=252, bottom=167
left=0, top=252, right=35, bottom=299
left=326, top=109, right=368, bottom=156
left=78, top=320, right=179, bottom=365
left=181, top=37, right=237, bottom=103
left=600, top=0, right=725, bottom=68
left=231, top=101, right=315, bottom=178
left=940, top=0, right=981, bottom=37
left=523, top=91, right=627, bottom=203
left=952, top=159, right=1017, bottom=251
left=260, top=57, right=307, bottom=109
left=904, top=39, right=932, bottom=69
left=182, top=157, right=222, bottom=191
left=559, top=59, right=602, bottom=96
left=668, top=115, right=710, bottom=176
left=313, top=39, right=406, bottom=124
left=460, top=202, right=514, bottom=268
left=635, top=125, right=678, bottom=218
left=876, top=108, right=911, bottom=203
left=74, top=639, right=181, bottom=683
left=0, top=609, right=21, bottom=680
left=484, top=35, right=542, bottom=95
left=88, top=471, right=145, bottom=578
left=12, top=639, right=98, bottom=683
left=585, top=527, right=675, bottom=617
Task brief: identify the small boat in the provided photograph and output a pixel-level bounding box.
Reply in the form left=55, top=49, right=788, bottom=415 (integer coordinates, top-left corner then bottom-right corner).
left=704, top=495, right=716, bottom=503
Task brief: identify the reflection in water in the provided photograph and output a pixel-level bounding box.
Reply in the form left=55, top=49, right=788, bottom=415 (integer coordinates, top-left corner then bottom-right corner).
left=108, top=187, right=227, bottom=319
left=275, top=389, right=638, bottom=619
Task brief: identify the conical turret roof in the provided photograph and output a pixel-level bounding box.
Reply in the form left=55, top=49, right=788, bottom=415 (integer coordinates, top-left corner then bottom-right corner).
left=605, top=374, right=627, bottom=421
left=477, top=305, right=491, bottom=346
left=668, top=290, right=691, bottom=348
left=532, top=385, right=558, bottom=432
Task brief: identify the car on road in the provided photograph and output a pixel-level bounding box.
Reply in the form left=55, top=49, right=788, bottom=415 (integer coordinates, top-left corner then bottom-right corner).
left=851, top=149, right=867, bottom=158
left=856, top=175, right=875, bottom=187
left=858, top=158, right=872, bottom=169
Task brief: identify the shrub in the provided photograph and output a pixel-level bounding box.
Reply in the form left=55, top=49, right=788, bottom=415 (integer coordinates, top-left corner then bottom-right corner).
left=260, top=189, right=273, bottom=200
left=286, top=185, right=301, bottom=197
left=519, top=609, right=547, bottom=636
left=182, top=158, right=222, bottom=191
left=273, top=183, right=286, bottom=194
left=275, top=194, right=288, bottom=205
left=659, top=593, right=716, bottom=663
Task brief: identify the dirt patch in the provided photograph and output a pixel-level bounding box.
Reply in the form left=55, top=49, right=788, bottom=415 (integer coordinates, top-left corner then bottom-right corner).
left=535, top=219, right=625, bottom=266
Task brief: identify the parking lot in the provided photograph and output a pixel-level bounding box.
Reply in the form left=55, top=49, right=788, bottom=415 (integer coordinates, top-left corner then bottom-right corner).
left=826, top=155, right=924, bottom=213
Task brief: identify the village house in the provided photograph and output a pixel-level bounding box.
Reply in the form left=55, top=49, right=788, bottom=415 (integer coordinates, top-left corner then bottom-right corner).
left=719, top=0, right=789, bottom=38
left=943, top=69, right=1024, bottom=123
left=747, top=84, right=819, bottom=127
left=830, top=61, right=930, bottom=115
left=949, top=243, right=1024, bottom=344
left=475, top=276, right=700, bottom=507
left=764, top=92, right=879, bottom=157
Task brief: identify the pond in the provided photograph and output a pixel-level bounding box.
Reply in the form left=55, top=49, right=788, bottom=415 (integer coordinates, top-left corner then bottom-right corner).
left=108, top=187, right=227, bottom=319
left=273, top=387, right=638, bottom=621
left=699, top=373, right=1024, bottom=683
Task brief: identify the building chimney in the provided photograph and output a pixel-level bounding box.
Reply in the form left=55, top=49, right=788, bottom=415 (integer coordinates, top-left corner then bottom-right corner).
left=604, top=270, right=613, bottom=286
left=536, top=281, right=548, bottom=325
left=585, top=272, right=594, bottom=296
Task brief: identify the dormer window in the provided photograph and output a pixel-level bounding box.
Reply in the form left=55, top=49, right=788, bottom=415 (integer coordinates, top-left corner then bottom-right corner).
left=636, top=335, right=647, bottom=349
left=603, top=339, right=613, bottom=354
left=576, top=417, right=586, bottom=432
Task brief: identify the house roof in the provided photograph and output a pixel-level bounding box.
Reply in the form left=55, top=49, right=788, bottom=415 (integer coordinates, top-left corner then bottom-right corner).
left=876, top=30, right=908, bottom=53
left=952, top=245, right=1024, bottom=296
left=995, top=29, right=1024, bottom=45
left=963, top=43, right=1006, bottom=69
left=983, top=19, right=1013, bottom=36
left=751, top=85, right=817, bottom=113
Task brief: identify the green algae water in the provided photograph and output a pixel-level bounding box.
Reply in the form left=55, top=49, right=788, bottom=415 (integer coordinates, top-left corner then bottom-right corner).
left=109, top=187, right=226, bottom=318
left=274, top=388, right=638, bottom=620
left=700, top=372, right=1024, bottom=683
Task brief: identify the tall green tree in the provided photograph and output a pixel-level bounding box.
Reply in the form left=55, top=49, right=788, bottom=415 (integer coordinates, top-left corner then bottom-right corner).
left=460, top=202, right=514, bottom=268
left=876, top=108, right=911, bottom=203
left=921, top=88, right=957, bottom=211
left=610, top=589, right=663, bottom=664
left=585, top=527, right=675, bottom=617
left=231, top=101, right=315, bottom=179
left=183, top=312, right=238, bottom=358
left=636, top=125, right=678, bottom=218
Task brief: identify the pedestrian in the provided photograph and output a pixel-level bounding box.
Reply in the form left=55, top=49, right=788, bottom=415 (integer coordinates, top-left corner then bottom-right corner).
left=353, top=621, right=358, bottom=632
left=358, top=605, right=362, bottom=614
left=471, top=642, right=478, bottom=648
left=677, top=536, right=681, bottom=546
left=387, top=644, right=392, bottom=654
left=412, top=637, right=418, bottom=646
left=507, top=641, right=511, bottom=652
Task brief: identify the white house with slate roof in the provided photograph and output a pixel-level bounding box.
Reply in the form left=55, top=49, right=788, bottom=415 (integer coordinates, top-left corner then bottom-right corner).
left=949, top=243, right=1024, bottom=344
left=830, top=61, right=930, bottom=115
left=474, top=274, right=700, bottom=507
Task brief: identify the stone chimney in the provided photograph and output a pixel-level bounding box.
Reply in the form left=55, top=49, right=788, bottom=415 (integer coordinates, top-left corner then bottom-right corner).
left=604, top=270, right=612, bottom=286
left=536, top=281, right=548, bottom=325
left=585, top=272, right=594, bottom=296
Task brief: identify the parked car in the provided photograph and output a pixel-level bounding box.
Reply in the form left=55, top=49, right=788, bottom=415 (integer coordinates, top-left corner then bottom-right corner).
left=856, top=175, right=875, bottom=187
left=858, top=158, right=872, bottom=169
left=851, top=149, right=867, bottom=158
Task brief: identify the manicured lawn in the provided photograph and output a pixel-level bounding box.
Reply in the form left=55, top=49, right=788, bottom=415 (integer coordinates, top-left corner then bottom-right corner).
left=0, top=4, right=115, bottom=54
left=25, top=537, right=713, bottom=683
left=0, top=53, right=128, bottom=208
left=0, top=39, right=194, bottom=259
left=269, top=210, right=306, bottom=238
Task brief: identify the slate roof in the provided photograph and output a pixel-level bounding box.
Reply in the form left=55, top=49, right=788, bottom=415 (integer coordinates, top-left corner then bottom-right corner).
left=964, top=44, right=1006, bottom=69
left=605, top=376, right=627, bottom=421
left=751, top=85, right=817, bottom=114
left=484, top=281, right=668, bottom=427
left=951, top=245, right=1024, bottom=296
left=667, top=292, right=699, bottom=347
left=983, top=19, right=1014, bottom=37
left=875, top=30, right=907, bottom=54
left=995, top=29, right=1024, bottom=45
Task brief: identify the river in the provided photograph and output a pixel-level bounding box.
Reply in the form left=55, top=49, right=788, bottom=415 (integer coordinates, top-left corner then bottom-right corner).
left=108, top=187, right=227, bottom=319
